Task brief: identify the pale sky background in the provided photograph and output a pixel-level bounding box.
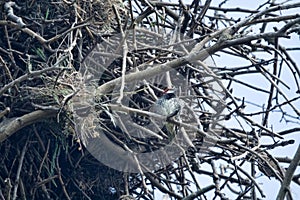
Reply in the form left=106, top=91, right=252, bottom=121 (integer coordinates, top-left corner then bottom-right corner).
left=209, top=0, right=300, bottom=199
left=153, top=0, right=300, bottom=199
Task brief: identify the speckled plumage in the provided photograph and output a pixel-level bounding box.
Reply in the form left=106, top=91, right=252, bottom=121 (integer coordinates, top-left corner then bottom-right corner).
left=152, top=90, right=181, bottom=118
left=154, top=96, right=181, bottom=118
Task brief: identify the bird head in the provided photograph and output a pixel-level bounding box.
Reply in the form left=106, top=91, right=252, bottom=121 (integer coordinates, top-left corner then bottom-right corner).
left=162, top=87, right=177, bottom=99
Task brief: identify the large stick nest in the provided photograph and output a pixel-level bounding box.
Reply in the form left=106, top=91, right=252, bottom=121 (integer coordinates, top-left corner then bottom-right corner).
left=1, top=0, right=300, bottom=200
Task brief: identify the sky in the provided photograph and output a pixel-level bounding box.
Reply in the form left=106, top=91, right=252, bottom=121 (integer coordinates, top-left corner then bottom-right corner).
left=209, top=0, right=300, bottom=199
left=126, top=0, right=300, bottom=199
left=152, top=0, right=300, bottom=199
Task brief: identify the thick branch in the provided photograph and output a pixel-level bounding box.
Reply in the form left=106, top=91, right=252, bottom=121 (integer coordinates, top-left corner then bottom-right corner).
left=276, top=145, right=300, bottom=200
left=0, top=110, right=57, bottom=143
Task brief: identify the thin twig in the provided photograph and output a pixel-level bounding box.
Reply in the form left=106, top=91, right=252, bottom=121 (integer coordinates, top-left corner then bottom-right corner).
left=12, top=139, right=28, bottom=200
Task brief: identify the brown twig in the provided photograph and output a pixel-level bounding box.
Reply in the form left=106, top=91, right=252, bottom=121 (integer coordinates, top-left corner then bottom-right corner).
left=12, top=139, right=28, bottom=200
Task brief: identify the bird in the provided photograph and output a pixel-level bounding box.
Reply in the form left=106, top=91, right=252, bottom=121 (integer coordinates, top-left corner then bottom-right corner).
left=151, top=87, right=182, bottom=141
left=152, top=88, right=181, bottom=119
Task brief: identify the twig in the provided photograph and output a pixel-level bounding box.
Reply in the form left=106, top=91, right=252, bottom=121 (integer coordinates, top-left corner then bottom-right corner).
left=0, top=66, right=65, bottom=97
left=0, top=56, right=14, bottom=83
left=4, top=2, right=26, bottom=27
left=0, top=189, right=5, bottom=200
left=234, top=164, right=265, bottom=198
left=3, top=178, right=12, bottom=200
left=145, top=173, right=182, bottom=199
left=0, top=107, right=10, bottom=119
left=107, top=103, right=219, bottom=141
left=0, top=20, right=90, bottom=51
left=276, top=145, right=300, bottom=200
left=181, top=185, right=215, bottom=200
left=35, top=176, right=58, bottom=189
left=12, top=139, right=28, bottom=200
left=56, top=147, right=71, bottom=200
